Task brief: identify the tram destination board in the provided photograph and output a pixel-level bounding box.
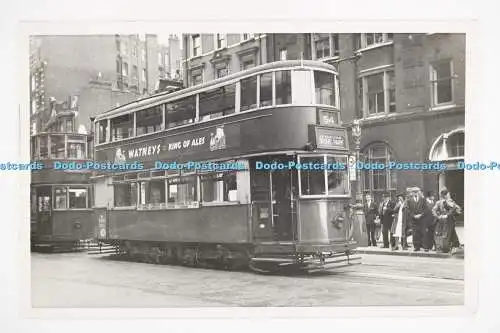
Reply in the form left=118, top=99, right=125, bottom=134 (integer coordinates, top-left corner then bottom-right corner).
left=309, top=125, right=348, bottom=150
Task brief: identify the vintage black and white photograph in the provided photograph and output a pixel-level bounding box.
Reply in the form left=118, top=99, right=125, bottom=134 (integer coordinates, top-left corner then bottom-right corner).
left=28, top=32, right=466, bottom=308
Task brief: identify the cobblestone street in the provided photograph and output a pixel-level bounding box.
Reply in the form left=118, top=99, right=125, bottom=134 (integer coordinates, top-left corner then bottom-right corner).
left=31, top=252, right=464, bottom=307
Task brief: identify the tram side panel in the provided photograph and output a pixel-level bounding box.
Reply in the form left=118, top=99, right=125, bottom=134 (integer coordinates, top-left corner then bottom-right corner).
left=50, top=210, right=94, bottom=242
left=106, top=205, right=251, bottom=244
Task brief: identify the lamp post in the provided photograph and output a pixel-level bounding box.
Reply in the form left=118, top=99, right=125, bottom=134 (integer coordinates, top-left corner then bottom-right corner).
left=349, top=118, right=367, bottom=245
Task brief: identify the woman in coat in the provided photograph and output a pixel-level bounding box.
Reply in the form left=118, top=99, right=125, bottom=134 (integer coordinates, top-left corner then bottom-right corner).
left=432, top=189, right=462, bottom=253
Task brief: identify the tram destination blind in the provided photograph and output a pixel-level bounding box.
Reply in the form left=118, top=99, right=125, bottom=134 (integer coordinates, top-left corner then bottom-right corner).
left=309, top=125, right=348, bottom=150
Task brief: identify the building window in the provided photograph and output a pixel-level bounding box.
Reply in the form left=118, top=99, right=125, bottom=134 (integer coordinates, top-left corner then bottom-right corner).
left=111, top=114, right=133, bottom=141
left=136, top=105, right=163, bottom=135
left=132, top=66, right=138, bottom=81
left=158, top=53, right=162, bottom=65
left=241, top=33, right=255, bottom=41
left=314, top=71, right=337, bottom=106
left=240, top=76, right=257, bottom=111
left=430, top=60, right=454, bottom=106
left=215, top=33, right=226, bottom=49
left=192, top=34, right=201, bottom=57
left=362, top=143, right=397, bottom=203
left=167, top=176, right=197, bottom=207
left=132, top=46, right=137, bottom=57
left=358, top=33, right=393, bottom=49
left=279, top=48, right=287, bottom=60
left=192, top=73, right=203, bottom=86
left=141, top=48, right=146, bottom=62
left=241, top=59, right=255, bottom=70
left=165, top=96, right=196, bottom=128
left=122, top=62, right=129, bottom=77
left=68, top=187, right=88, bottom=209
left=54, top=187, right=67, bottom=209
left=199, top=84, right=236, bottom=121
left=120, top=41, right=128, bottom=55
left=142, top=68, right=147, bottom=83
left=201, top=172, right=237, bottom=203
left=275, top=70, right=292, bottom=105
left=358, top=71, right=396, bottom=116
left=313, top=33, right=340, bottom=60
left=447, top=132, right=465, bottom=158
left=114, top=183, right=137, bottom=207
left=259, top=73, right=273, bottom=107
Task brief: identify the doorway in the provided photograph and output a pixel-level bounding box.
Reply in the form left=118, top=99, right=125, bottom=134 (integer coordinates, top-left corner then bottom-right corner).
left=445, top=169, right=464, bottom=226
left=250, top=156, right=297, bottom=242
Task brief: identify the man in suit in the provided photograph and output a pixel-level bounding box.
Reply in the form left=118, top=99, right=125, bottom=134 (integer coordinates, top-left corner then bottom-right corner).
left=407, top=187, right=427, bottom=251
left=379, top=192, right=395, bottom=248
left=364, top=194, right=378, bottom=247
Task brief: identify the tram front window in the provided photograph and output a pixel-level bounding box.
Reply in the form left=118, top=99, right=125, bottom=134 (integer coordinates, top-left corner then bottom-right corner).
left=326, top=156, right=349, bottom=195
left=54, top=187, right=67, bottom=209
left=300, top=156, right=326, bottom=195
left=68, top=187, right=88, bottom=209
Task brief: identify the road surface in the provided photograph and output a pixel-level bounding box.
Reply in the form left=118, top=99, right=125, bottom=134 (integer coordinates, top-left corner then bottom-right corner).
left=31, top=252, right=464, bottom=307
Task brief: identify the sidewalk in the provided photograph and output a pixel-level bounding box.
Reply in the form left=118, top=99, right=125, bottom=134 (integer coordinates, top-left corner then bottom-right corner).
left=354, top=226, right=465, bottom=259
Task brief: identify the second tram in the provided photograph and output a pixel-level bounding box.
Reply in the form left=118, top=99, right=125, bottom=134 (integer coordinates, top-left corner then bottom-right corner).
left=91, top=60, right=362, bottom=272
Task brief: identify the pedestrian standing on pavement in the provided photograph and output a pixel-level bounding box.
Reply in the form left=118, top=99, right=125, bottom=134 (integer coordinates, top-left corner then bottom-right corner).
left=432, top=189, right=462, bottom=254
left=378, top=192, right=395, bottom=249
left=364, top=194, right=379, bottom=247
left=390, top=193, right=407, bottom=251
left=407, top=187, right=427, bottom=252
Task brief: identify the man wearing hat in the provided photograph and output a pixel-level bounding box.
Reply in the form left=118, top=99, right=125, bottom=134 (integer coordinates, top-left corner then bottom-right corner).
left=407, top=187, right=427, bottom=251
left=378, top=192, right=396, bottom=248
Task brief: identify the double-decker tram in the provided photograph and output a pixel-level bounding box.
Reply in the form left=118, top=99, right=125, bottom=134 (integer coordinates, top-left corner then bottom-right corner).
left=31, top=111, right=94, bottom=252
left=92, top=60, right=361, bottom=273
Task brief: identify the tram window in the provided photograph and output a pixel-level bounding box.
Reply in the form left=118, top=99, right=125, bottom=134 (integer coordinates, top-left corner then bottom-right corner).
left=139, top=180, right=166, bottom=206
left=31, top=189, right=37, bottom=215
left=314, top=71, right=336, bottom=106
left=111, top=114, right=133, bottom=141
left=68, top=187, right=88, bottom=209
left=326, top=156, right=349, bottom=195
left=98, top=121, right=108, bottom=144
left=39, top=136, right=48, bottom=159
left=201, top=172, right=237, bottom=203
left=240, top=76, right=257, bottom=111
left=114, top=183, right=137, bottom=207
left=54, top=187, right=68, bottom=209
left=259, top=73, right=273, bottom=107
left=300, top=156, right=326, bottom=195
left=67, top=142, right=85, bottom=159
left=50, top=135, right=65, bottom=159
left=199, top=84, right=236, bottom=121
left=165, top=96, right=196, bottom=128
left=275, top=70, right=292, bottom=105
left=38, top=196, right=50, bottom=212
left=136, top=105, right=163, bottom=135
left=167, top=176, right=197, bottom=206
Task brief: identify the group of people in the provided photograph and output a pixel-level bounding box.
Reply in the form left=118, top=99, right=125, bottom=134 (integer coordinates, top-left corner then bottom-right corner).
left=363, top=187, right=462, bottom=253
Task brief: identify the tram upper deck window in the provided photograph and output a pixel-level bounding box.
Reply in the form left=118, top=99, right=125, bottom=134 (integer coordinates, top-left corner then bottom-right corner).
left=67, top=142, right=85, bottom=159
left=98, top=121, right=108, bottom=144
left=39, top=136, right=48, bottom=159
left=166, top=96, right=196, bottom=128
left=68, top=187, right=89, bottom=208
left=50, top=135, right=65, bottom=159
left=199, top=84, right=236, bottom=121
left=111, top=114, right=133, bottom=141
left=315, top=71, right=336, bottom=107
left=275, top=70, right=292, bottom=105
left=136, top=105, right=163, bottom=135
left=259, top=73, right=273, bottom=107
left=300, top=156, right=326, bottom=195
left=240, top=76, right=257, bottom=111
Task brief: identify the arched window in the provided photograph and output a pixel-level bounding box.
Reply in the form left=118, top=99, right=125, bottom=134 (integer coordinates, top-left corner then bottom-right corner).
left=429, top=129, right=464, bottom=161
left=362, top=142, right=397, bottom=203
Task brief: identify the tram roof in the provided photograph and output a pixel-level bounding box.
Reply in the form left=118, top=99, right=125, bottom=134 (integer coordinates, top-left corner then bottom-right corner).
left=94, top=60, right=338, bottom=122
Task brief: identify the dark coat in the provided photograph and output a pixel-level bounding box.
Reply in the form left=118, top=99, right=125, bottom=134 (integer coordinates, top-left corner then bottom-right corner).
left=379, top=199, right=395, bottom=228
left=407, top=196, right=428, bottom=230
left=364, top=201, right=378, bottom=225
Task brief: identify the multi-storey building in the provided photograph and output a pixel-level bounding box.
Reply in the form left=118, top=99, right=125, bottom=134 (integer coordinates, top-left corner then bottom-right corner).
left=29, top=34, right=165, bottom=134
left=182, top=33, right=465, bottom=225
